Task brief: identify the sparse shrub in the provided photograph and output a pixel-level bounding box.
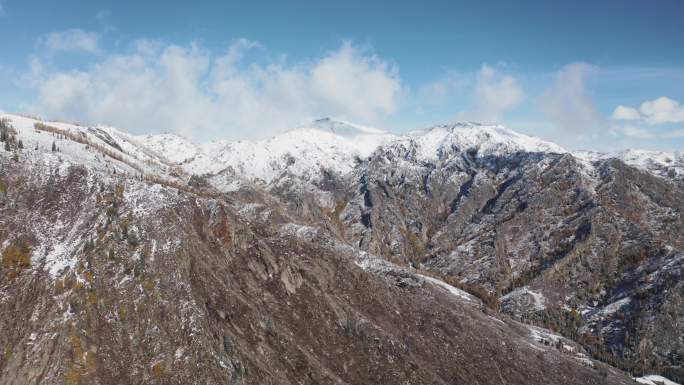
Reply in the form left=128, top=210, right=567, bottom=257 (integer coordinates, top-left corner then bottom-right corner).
left=106, top=205, right=118, bottom=221
left=115, top=184, right=124, bottom=199
left=151, top=361, right=164, bottom=378
left=55, top=279, right=65, bottom=294
left=0, top=119, right=9, bottom=142
left=87, top=291, right=97, bottom=305
left=2, top=242, right=31, bottom=277
left=117, top=304, right=127, bottom=320
left=84, top=270, right=95, bottom=284
left=0, top=119, right=12, bottom=146
left=342, top=309, right=363, bottom=336
left=4, top=346, right=12, bottom=361
left=416, top=268, right=501, bottom=311
left=65, top=366, right=81, bottom=385
left=443, top=274, right=501, bottom=311
left=143, top=278, right=155, bottom=291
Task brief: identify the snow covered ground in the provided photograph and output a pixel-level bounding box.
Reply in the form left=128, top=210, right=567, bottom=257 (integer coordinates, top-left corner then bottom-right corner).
left=575, top=149, right=683, bottom=179
left=635, top=374, right=681, bottom=385
left=501, top=286, right=547, bottom=311
left=417, top=273, right=475, bottom=302
left=0, top=113, right=179, bottom=180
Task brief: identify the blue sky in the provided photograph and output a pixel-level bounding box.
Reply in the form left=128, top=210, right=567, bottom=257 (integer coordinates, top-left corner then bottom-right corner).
left=0, top=0, right=683, bottom=150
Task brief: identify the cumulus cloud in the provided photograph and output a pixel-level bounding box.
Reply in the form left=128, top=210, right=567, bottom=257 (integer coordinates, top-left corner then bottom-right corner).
left=309, top=42, right=402, bottom=121
left=611, top=105, right=641, bottom=120
left=639, top=96, right=684, bottom=125
left=38, top=29, right=100, bottom=54
left=540, top=62, right=604, bottom=133
left=30, top=40, right=403, bottom=140
left=611, top=96, right=684, bottom=125
left=462, top=64, right=524, bottom=122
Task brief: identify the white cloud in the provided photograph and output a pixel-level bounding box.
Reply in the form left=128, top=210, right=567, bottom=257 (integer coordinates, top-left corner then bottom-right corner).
left=639, top=96, right=684, bottom=125
left=621, top=125, right=653, bottom=139
left=310, top=41, right=402, bottom=121
left=463, top=64, right=524, bottom=122
left=611, top=96, right=684, bottom=125
left=31, top=40, right=403, bottom=141
left=611, top=105, right=641, bottom=120
left=39, top=29, right=100, bottom=54
left=540, top=62, right=604, bottom=133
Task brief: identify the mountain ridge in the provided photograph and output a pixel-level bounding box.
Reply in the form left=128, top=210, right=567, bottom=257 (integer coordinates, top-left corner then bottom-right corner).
left=7, top=113, right=680, bottom=184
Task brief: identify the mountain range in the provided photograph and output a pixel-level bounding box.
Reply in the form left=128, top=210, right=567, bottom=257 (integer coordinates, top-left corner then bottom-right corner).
left=0, top=113, right=682, bottom=384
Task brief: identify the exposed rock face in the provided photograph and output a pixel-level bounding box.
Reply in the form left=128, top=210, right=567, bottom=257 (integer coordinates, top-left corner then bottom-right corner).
left=0, top=114, right=681, bottom=383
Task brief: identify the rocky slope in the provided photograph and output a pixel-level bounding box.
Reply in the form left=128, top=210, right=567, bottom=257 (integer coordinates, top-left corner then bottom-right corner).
left=0, top=114, right=681, bottom=384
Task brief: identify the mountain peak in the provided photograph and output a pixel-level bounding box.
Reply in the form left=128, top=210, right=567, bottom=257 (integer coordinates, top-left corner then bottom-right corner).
left=407, top=121, right=567, bottom=158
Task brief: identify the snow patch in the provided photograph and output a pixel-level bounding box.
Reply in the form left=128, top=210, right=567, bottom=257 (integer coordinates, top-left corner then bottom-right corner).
left=418, top=274, right=474, bottom=302
left=279, top=223, right=318, bottom=241
left=635, top=375, right=681, bottom=385
left=501, top=286, right=546, bottom=311
left=599, top=297, right=631, bottom=316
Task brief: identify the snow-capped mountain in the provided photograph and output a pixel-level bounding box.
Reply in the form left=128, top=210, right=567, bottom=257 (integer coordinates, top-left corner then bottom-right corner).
left=153, top=119, right=571, bottom=182
left=136, top=118, right=683, bottom=186
left=130, top=117, right=397, bottom=182
left=3, top=113, right=680, bottom=188
left=575, top=149, right=684, bottom=180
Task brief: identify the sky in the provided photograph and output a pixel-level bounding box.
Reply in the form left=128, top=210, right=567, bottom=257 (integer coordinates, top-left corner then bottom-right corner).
left=0, top=0, right=683, bottom=151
